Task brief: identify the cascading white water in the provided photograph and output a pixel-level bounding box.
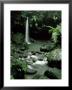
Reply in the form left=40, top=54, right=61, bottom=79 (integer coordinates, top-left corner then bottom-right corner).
left=25, top=17, right=31, bottom=44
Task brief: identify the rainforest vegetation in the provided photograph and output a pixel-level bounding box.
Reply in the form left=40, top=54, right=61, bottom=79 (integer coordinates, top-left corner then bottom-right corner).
left=11, top=11, right=61, bottom=79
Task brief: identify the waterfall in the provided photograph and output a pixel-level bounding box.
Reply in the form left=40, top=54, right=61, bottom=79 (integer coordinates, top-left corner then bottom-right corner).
left=25, top=17, right=31, bottom=44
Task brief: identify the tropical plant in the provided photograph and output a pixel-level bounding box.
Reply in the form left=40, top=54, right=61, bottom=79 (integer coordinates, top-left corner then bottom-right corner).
left=11, top=58, right=27, bottom=79
left=49, top=24, right=61, bottom=44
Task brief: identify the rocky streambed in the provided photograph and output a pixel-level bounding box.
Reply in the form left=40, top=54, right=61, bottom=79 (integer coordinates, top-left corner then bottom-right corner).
left=11, top=41, right=61, bottom=79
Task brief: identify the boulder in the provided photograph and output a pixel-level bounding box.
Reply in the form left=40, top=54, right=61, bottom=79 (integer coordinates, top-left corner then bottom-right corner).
left=47, top=48, right=61, bottom=61
left=32, top=74, right=48, bottom=79
left=26, top=68, right=37, bottom=74
left=26, top=59, right=33, bottom=65
left=46, top=48, right=61, bottom=69
left=40, top=46, right=48, bottom=52
left=44, top=68, right=61, bottom=79
left=40, top=42, right=55, bottom=52
left=32, top=74, right=41, bottom=79
left=48, top=60, right=61, bottom=69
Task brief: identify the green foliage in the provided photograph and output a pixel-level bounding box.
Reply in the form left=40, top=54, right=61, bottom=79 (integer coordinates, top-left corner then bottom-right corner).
left=11, top=58, right=27, bottom=79
left=11, top=11, right=61, bottom=32
left=45, top=48, right=61, bottom=60
left=49, top=25, right=61, bottom=44
left=11, top=11, right=61, bottom=79
left=11, top=58, right=27, bottom=72
left=11, top=11, right=61, bottom=40
left=12, top=32, right=24, bottom=44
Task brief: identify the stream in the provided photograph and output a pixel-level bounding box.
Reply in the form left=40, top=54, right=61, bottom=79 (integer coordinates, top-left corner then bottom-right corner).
left=11, top=41, right=61, bottom=79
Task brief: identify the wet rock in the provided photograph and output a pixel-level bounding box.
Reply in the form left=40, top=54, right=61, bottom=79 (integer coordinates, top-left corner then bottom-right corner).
left=44, top=68, right=61, bottom=79
left=48, top=60, right=61, bottom=69
left=40, top=43, right=55, bottom=52
left=36, top=51, right=42, bottom=54
left=18, top=54, right=23, bottom=58
left=32, top=74, right=48, bottom=79
left=38, top=55, right=44, bottom=60
left=39, top=75, right=48, bottom=79
left=31, top=51, right=36, bottom=55
left=32, top=74, right=41, bottom=79
left=44, top=70, right=58, bottom=79
left=26, top=59, right=33, bottom=65
left=33, top=60, right=48, bottom=65
left=28, top=65, right=33, bottom=69
left=30, top=55, right=38, bottom=60
left=40, top=46, right=48, bottom=52
left=26, top=68, right=37, bottom=74
left=27, top=53, right=39, bottom=62
left=20, top=47, right=25, bottom=51
left=23, top=55, right=27, bottom=58
left=43, top=57, right=47, bottom=61
left=38, top=58, right=43, bottom=61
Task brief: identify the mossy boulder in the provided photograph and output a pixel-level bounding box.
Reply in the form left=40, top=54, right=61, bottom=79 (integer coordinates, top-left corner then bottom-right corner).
left=40, top=42, right=55, bottom=52
left=45, top=48, right=61, bottom=69
left=26, top=68, right=37, bottom=74
left=44, top=68, right=61, bottom=79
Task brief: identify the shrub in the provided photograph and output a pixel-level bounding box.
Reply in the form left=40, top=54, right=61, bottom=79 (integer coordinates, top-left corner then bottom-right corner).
left=12, top=32, right=24, bottom=44
left=49, top=25, right=61, bottom=44
left=11, top=64, right=25, bottom=79
left=11, top=58, right=27, bottom=79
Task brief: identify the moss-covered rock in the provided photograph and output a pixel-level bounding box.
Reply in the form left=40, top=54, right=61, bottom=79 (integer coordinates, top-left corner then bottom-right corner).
left=46, top=48, right=61, bottom=61
left=26, top=68, right=37, bottom=74
left=40, top=42, right=55, bottom=52
left=45, top=48, right=61, bottom=69
left=44, top=68, right=61, bottom=79
left=44, top=70, right=58, bottom=79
